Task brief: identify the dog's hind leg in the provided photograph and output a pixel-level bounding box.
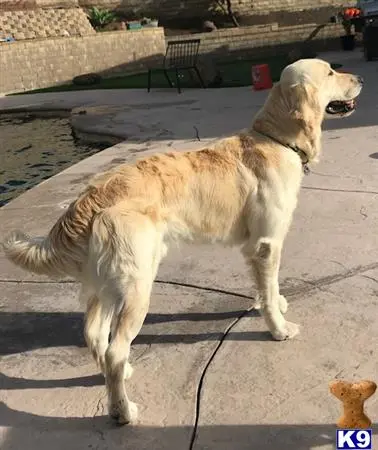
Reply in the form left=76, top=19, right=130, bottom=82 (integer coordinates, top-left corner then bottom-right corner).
left=84, top=294, right=114, bottom=375
left=84, top=295, right=136, bottom=380
left=117, top=238, right=167, bottom=382
left=105, top=271, right=154, bottom=425
left=94, top=215, right=164, bottom=425
left=87, top=206, right=165, bottom=424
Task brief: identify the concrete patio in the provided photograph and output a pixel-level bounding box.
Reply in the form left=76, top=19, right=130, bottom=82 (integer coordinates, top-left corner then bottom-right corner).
left=0, top=51, right=377, bottom=450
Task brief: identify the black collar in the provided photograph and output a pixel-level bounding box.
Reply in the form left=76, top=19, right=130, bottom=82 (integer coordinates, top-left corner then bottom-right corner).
left=257, top=132, right=311, bottom=175
left=289, top=145, right=311, bottom=175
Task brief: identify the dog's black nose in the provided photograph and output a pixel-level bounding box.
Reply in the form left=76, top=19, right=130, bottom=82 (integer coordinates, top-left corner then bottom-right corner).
left=357, top=75, right=364, bottom=85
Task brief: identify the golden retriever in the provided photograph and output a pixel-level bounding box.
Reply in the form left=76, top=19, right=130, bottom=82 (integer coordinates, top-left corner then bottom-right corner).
left=3, top=58, right=363, bottom=424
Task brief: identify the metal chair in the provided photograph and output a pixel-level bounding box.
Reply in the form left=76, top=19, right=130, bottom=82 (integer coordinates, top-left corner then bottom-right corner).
left=147, top=39, right=205, bottom=93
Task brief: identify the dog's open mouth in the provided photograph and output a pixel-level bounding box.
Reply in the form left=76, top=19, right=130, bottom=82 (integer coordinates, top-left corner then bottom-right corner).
left=326, top=99, right=356, bottom=115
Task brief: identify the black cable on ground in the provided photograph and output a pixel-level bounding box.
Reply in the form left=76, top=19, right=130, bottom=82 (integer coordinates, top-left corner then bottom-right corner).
left=187, top=304, right=257, bottom=450
left=154, top=279, right=253, bottom=300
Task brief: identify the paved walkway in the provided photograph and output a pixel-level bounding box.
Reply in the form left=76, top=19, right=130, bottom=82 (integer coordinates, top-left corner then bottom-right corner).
left=0, top=51, right=377, bottom=450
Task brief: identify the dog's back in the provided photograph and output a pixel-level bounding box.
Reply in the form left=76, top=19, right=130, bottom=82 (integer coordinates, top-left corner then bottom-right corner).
left=3, top=137, right=263, bottom=279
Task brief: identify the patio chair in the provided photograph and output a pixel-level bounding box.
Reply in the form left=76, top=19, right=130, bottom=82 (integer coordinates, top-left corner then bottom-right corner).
left=147, top=38, right=205, bottom=94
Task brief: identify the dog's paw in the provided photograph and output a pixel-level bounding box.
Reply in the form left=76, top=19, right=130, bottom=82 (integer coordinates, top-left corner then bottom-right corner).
left=271, top=321, right=300, bottom=341
left=253, top=295, right=262, bottom=310
left=109, top=399, right=138, bottom=425
left=279, top=295, right=288, bottom=314
left=117, top=401, right=139, bottom=425
left=124, top=362, right=134, bottom=380
left=121, top=401, right=138, bottom=425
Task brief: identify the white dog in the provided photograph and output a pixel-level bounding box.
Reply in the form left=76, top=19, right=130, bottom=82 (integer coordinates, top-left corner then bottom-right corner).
left=3, top=58, right=363, bottom=424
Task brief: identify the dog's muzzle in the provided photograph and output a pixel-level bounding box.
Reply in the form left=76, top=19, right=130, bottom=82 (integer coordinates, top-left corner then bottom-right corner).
left=326, top=98, right=357, bottom=115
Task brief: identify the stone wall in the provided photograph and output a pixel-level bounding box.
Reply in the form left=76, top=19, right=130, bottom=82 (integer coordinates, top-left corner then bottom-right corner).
left=167, top=22, right=345, bottom=59
left=0, top=8, right=95, bottom=40
left=0, top=28, right=166, bottom=94
left=0, top=0, right=355, bottom=19
left=0, top=0, right=77, bottom=9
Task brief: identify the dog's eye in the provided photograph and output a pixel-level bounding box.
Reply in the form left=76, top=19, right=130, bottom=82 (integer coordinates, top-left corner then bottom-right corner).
left=328, top=70, right=334, bottom=76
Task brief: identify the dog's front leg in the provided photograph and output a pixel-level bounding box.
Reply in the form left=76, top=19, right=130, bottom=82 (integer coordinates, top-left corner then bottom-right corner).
left=243, top=238, right=299, bottom=341
left=253, top=293, right=288, bottom=314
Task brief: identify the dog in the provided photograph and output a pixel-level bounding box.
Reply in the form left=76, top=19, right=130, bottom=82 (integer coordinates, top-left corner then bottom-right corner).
left=3, top=58, right=363, bottom=425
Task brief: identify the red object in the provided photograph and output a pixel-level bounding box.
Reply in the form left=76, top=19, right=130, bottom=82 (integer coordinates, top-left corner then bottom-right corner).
left=252, top=64, right=273, bottom=90
left=343, top=7, right=361, bottom=19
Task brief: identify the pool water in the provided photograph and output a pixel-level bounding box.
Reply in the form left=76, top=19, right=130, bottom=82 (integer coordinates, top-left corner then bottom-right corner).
left=0, top=115, right=108, bottom=207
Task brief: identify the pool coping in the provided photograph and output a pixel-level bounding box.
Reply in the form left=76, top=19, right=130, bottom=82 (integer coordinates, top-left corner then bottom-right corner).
left=0, top=107, right=125, bottom=146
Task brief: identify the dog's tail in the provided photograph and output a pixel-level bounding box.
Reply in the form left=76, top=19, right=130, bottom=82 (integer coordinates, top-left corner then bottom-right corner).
left=3, top=231, right=68, bottom=277
left=2, top=198, right=92, bottom=277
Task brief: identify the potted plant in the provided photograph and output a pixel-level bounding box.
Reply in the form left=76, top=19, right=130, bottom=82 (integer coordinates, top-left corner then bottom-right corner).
left=338, top=7, right=362, bottom=50
left=141, top=17, right=159, bottom=27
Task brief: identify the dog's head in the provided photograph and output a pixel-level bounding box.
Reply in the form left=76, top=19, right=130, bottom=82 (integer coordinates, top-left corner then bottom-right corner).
left=253, top=58, right=363, bottom=163
left=280, top=58, right=363, bottom=119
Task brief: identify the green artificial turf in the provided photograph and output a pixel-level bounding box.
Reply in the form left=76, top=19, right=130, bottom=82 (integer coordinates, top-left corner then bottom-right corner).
left=12, top=55, right=290, bottom=95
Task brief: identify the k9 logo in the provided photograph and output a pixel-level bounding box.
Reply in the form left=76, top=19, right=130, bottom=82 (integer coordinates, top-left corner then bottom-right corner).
left=336, top=429, right=372, bottom=449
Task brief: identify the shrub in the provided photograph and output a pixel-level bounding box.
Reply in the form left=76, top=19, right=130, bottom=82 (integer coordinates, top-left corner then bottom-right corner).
left=88, top=7, right=116, bottom=30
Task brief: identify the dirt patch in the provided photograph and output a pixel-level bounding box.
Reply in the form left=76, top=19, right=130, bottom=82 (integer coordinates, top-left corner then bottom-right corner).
left=239, top=7, right=340, bottom=27
left=160, top=7, right=339, bottom=35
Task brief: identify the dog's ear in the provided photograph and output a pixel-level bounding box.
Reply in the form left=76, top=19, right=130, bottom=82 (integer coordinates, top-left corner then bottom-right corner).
left=281, top=82, right=323, bottom=162
left=282, top=83, right=322, bottom=125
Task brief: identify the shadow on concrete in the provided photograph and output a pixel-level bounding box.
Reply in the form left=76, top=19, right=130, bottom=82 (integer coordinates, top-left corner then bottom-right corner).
left=0, top=330, right=273, bottom=391
left=0, top=372, right=104, bottom=390
left=0, top=308, right=264, bottom=356
left=0, top=401, right=377, bottom=450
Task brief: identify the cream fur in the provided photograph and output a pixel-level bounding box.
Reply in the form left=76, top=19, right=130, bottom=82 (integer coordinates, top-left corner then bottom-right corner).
left=2, top=58, right=362, bottom=425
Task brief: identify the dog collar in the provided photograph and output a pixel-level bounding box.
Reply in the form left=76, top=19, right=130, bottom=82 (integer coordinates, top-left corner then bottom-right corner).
left=289, top=146, right=310, bottom=175
left=257, top=132, right=310, bottom=175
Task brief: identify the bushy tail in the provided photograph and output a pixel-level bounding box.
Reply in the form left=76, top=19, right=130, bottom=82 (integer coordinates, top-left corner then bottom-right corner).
left=3, top=231, right=63, bottom=277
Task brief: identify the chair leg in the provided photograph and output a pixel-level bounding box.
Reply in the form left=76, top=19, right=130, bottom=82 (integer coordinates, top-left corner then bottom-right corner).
left=147, top=69, right=152, bottom=92
left=175, top=68, right=181, bottom=94
left=163, top=70, right=173, bottom=88
left=194, top=66, right=206, bottom=89
left=188, top=68, right=196, bottom=85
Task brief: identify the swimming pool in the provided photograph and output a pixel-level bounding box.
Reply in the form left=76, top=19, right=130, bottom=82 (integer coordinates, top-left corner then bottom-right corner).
left=0, top=114, right=109, bottom=207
